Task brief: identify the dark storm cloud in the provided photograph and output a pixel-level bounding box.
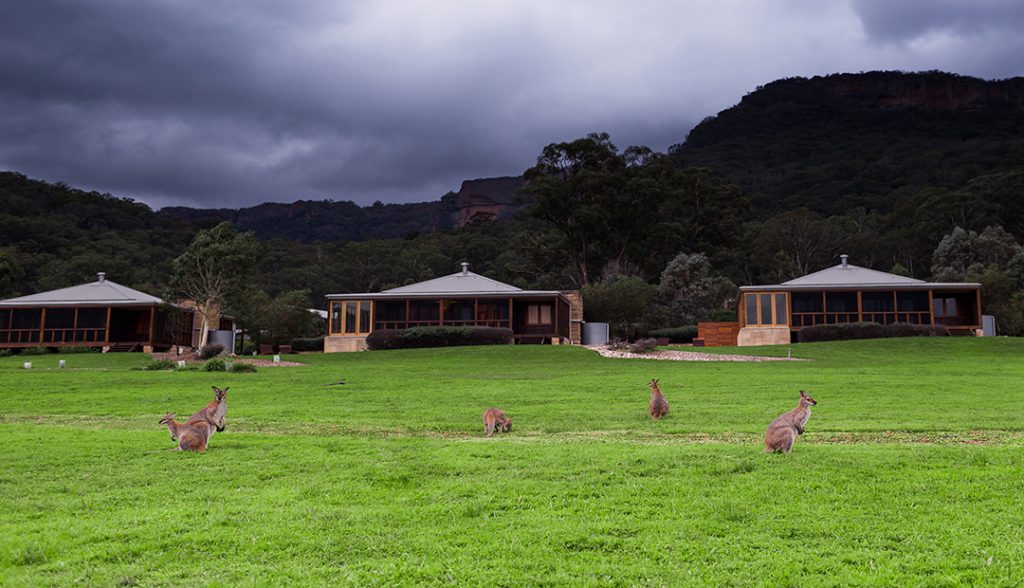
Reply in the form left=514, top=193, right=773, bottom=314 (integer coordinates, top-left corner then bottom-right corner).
left=1, top=1, right=1023, bottom=208
left=852, top=0, right=1024, bottom=43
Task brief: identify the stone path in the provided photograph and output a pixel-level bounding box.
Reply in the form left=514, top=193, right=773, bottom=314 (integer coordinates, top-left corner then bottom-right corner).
left=587, top=346, right=807, bottom=362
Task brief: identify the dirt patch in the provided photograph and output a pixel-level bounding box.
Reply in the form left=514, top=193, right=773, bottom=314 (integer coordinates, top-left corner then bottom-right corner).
left=587, top=346, right=807, bottom=362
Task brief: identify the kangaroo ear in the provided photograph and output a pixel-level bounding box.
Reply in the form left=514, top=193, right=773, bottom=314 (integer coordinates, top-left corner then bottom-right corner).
left=223, top=387, right=229, bottom=394
left=212, top=385, right=220, bottom=392
left=799, top=390, right=807, bottom=397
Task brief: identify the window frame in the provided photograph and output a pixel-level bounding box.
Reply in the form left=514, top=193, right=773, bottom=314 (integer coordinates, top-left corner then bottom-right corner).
left=743, top=291, right=790, bottom=327
left=329, top=300, right=373, bottom=335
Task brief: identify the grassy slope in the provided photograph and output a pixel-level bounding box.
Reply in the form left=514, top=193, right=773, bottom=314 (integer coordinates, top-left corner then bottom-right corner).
left=1, top=338, right=1023, bottom=586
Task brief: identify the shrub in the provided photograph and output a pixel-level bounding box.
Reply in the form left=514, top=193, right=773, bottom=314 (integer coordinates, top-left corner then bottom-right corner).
left=241, top=341, right=257, bottom=356
left=366, top=327, right=513, bottom=350
left=627, top=338, right=659, bottom=353
left=201, top=358, right=226, bottom=372
left=291, top=336, right=324, bottom=352
left=141, top=359, right=176, bottom=371
left=198, top=343, right=224, bottom=360
left=646, top=326, right=698, bottom=343
left=19, top=346, right=51, bottom=356
left=799, top=322, right=950, bottom=343
left=0, top=349, right=11, bottom=357
left=59, top=345, right=97, bottom=354
left=230, top=362, right=258, bottom=373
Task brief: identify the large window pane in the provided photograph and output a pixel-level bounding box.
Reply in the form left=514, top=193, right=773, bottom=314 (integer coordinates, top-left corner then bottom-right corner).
left=745, top=294, right=758, bottom=325
left=330, top=303, right=342, bottom=334
left=759, top=294, right=772, bottom=325
left=359, top=303, right=371, bottom=333
left=774, top=293, right=788, bottom=325
left=344, top=302, right=357, bottom=334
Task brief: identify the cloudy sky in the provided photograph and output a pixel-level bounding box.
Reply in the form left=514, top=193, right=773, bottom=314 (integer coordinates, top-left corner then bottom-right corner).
left=1, top=0, right=1023, bottom=209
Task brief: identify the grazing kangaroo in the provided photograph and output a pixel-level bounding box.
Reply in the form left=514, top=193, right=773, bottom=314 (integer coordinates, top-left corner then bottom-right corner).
left=482, top=407, right=512, bottom=437
left=764, top=390, right=818, bottom=453
left=188, top=386, right=228, bottom=433
left=648, top=379, right=669, bottom=420
left=159, top=413, right=212, bottom=452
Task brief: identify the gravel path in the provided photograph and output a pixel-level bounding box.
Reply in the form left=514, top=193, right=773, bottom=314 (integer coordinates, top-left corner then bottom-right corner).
left=587, top=346, right=807, bottom=362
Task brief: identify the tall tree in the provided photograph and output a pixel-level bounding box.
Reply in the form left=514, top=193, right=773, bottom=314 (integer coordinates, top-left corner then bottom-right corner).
left=167, top=222, right=258, bottom=348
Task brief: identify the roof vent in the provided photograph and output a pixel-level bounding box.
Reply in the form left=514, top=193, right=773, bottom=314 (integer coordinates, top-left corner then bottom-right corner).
left=840, top=255, right=849, bottom=268
left=460, top=262, right=469, bottom=275
left=97, top=272, right=106, bottom=283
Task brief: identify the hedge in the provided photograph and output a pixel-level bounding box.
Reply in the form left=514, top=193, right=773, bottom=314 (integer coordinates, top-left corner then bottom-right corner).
left=366, top=326, right=514, bottom=350
left=798, top=322, right=949, bottom=343
left=646, top=326, right=698, bottom=343
left=291, top=336, right=325, bottom=352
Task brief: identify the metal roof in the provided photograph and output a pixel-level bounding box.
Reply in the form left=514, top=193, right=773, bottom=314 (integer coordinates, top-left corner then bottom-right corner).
left=0, top=274, right=164, bottom=307
left=326, top=267, right=568, bottom=300
left=739, top=259, right=980, bottom=292
left=383, top=270, right=522, bottom=294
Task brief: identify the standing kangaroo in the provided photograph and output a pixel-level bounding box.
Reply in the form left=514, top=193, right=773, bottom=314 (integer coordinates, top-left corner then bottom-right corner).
left=648, top=379, right=669, bottom=420
left=764, top=390, right=818, bottom=453
left=159, top=413, right=212, bottom=452
left=188, top=386, right=228, bottom=433
left=482, top=407, right=512, bottom=437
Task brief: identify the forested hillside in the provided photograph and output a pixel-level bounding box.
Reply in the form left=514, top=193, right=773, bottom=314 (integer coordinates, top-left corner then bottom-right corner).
left=2, top=71, right=1023, bottom=334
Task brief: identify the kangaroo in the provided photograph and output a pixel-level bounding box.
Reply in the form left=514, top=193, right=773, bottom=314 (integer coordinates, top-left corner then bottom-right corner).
left=159, top=413, right=212, bottom=452
left=188, top=386, right=228, bottom=433
left=648, top=379, right=669, bottom=420
left=482, top=407, right=512, bottom=437
left=764, top=390, right=818, bottom=453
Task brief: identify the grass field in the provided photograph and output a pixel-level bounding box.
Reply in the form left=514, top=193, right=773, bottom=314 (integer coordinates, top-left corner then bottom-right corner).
left=2, top=338, right=1023, bottom=586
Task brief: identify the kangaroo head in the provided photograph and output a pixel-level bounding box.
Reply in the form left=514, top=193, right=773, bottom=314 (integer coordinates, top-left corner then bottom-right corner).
left=212, top=386, right=229, bottom=401
left=647, top=378, right=660, bottom=389
left=799, top=390, right=817, bottom=407
left=501, top=417, right=512, bottom=432
left=159, top=412, right=176, bottom=424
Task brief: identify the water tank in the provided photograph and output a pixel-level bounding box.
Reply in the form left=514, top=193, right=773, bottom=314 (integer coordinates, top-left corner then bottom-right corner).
left=582, top=322, right=609, bottom=346
left=208, top=329, right=235, bottom=353
left=982, top=315, right=997, bottom=337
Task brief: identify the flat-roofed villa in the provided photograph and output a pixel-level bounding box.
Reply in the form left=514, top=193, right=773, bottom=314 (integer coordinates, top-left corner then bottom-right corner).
left=325, top=263, right=582, bottom=352
left=0, top=273, right=204, bottom=352
left=735, top=255, right=982, bottom=346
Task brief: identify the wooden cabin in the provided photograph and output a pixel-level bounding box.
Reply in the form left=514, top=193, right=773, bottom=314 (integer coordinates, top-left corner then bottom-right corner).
left=734, top=255, right=982, bottom=346
left=0, top=273, right=196, bottom=352
left=325, top=263, right=582, bottom=352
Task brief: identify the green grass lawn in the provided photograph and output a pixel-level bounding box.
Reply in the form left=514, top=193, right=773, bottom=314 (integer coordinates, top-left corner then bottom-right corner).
left=2, top=338, right=1023, bottom=586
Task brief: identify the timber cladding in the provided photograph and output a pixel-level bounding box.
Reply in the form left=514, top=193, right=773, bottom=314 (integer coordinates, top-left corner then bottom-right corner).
left=697, top=322, right=740, bottom=347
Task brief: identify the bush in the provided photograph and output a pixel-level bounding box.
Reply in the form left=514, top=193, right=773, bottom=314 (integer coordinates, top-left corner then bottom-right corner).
left=646, top=326, right=698, bottom=343
left=291, top=336, right=324, bottom=352
left=0, top=349, right=11, bottom=357
left=229, top=362, right=258, bottom=373
left=798, top=322, right=950, bottom=343
left=198, top=343, right=224, bottom=360
left=19, top=346, right=51, bottom=356
left=141, top=359, right=176, bottom=371
left=366, top=327, right=514, bottom=350
left=627, top=338, right=660, bottom=353
left=201, top=358, right=226, bottom=372
left=59, top=345, right=98, bottom=354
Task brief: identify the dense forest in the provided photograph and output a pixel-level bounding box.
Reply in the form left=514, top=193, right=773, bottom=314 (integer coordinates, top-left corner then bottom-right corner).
left=2, top=71, right=1023, bottom=335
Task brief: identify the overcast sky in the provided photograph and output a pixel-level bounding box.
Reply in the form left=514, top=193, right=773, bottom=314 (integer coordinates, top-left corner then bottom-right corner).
left=1, top=0, right=1023, bottom=209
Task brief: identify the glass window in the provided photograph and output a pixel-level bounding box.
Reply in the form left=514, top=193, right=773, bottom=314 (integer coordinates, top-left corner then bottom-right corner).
left=526, top=303, right=553, bottom=325
left=745, top=294, right=758, bottom=325
left=329, top=303, right=342, bottom=334
left=359, top=303, right=371, bottom=333
left=345, top=302, right=357, bottom=334
left=774, top=293, right=788, bottom=325
left=759, top=294, right=772, bottom=325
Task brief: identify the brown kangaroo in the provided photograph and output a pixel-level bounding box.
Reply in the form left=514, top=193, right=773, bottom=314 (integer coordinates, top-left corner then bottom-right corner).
left=648, top=379, right=669, bottom=420
left=159, top=413, right=212, bottom=452
left=188, top=386, right=228, bottom=433
left=482, top=407, right=512, bottom=437
left=764, top=390, right=818, bottom=453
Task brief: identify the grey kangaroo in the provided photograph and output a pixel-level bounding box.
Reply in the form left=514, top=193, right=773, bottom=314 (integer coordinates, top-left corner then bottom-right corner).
left=764, top=390, right=817, bottom=453
left=648, top=379, right=669, bottom=420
